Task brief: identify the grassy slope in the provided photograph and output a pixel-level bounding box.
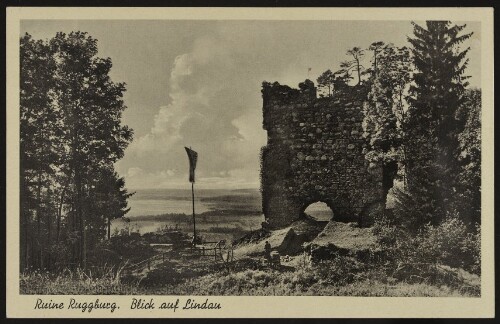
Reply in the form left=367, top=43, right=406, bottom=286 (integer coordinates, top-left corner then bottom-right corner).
left=20, top=260, right=479, bottom=297
left=20, top=269, right=476, bottom=297
left=20, top=222, right=480, bottom=297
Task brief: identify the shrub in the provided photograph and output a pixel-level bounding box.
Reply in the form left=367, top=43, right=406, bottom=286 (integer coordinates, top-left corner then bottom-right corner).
left=288, top=268, right=318, bottom=289
left=46, top=242, right=72, bottom=271
left=373, top=214, right=481, bottom=287
left=107, top=234, right=155, bottom=263
left=418, top=215, right=480, bottom=274
left=313, top=256, right=365, bottom=285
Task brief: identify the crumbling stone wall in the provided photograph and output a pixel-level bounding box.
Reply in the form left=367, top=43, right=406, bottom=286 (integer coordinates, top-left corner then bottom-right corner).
left=261, top=80, right=392, bottom=229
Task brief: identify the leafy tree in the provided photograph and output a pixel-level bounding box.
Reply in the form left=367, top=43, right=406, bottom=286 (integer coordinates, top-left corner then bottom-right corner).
left=316, top=69, right=335, bottom=97
left=396, top=21, right=473, bottom=228
left=346, top=47, right=365, bottom=85
left=333, top=62, right=354, bottom=89
left=51, top=31, right=133, bottom=268
left=20, top=32, right=133, bottom=270
left=338, top=61, right=353, bottom=78
left=362, top=45, right=411, bottom=165
left=388, top=46, right=412, bottom=130
left=362, top=44, right=412, bottom=211
left=368, top=41, right=386, bottom=76
left=20, top=34, right=59, bottom=269
left=455, top=89, right=481, bottom=225
left=82, top=168, right=134, bottom=250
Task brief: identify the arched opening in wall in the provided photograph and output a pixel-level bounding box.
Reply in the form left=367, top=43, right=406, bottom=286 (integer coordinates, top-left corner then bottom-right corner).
left=303, top=202, right=334, bottom=222
left=383, top=161, right=399, bottom=209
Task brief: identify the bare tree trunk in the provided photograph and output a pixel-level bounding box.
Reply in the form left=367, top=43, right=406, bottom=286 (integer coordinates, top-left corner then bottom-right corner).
left=25, top=213, right=30, bottom=269
left=56, top=184, right=67, bottom=244
left=76, top=177, right=83, bottom=268
left=76, top=175, right=87, bottom=270
left=70, top=203, right=76, bottom=268
left=20, top=173, right=30, bottom=270
left=83, top=217, right=87, bottom=270
left=36, top=169, right=42, bottom=269
left=20, top=170, right=26, bottom=270
left=46, top=178, right=54, bottom=270
left=356, top=58, right=361, bottom=85
left=71, top=124, right=85, bottom=269
left=107, top=217, right=111, bottom=240
left=46, top=202, right=51, bottom=270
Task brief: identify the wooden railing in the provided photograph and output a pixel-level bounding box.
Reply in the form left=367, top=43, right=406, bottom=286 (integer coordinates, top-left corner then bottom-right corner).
left=123, top=240, right=235, bottom=273
left=192, top=240, right=234, bottom=263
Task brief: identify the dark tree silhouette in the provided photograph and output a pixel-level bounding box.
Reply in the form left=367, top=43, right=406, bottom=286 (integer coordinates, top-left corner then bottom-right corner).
left=368, top=41, right=386, bottom=76
left=346, top=47, right=365, bottom=85
left=395, top=21, right=473, bottom=230
left=316, top=69, right=335, bottom=97
left=20, top=32, right=133, bottom=270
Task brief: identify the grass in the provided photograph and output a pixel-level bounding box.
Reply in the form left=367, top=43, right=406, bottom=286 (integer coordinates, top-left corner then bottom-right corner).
left=20, top=269, right=477, bottom=297
left=166, top=270, right=474, bottom=296
left=20, top=267, right=141, bottom=295
left=21, top=209, right=480, bottom=297
left=20, top=256, right=480, bottom=297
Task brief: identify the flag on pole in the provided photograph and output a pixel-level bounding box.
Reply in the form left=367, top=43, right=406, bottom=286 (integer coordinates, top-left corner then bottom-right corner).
left=184, top=147, right=198, bottom=183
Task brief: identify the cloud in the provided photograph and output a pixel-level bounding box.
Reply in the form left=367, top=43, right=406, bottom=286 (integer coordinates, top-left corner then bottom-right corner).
left=119, top=20, right=475, bottom=189
left=120, top=23, right=286, bottom=189
left=127, top=167, right=144, bottom=178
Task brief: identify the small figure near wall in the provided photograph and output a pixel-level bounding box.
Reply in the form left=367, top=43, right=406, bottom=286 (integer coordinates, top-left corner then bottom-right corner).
left=264, top=240, right=271, bottom=262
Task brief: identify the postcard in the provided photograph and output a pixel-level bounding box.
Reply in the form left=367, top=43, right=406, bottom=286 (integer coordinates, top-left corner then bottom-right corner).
left=5, top=7, right=495, bottom=318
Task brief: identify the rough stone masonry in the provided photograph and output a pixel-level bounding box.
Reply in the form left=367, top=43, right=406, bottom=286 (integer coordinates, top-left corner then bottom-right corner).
left=260, top=80, right=396, bottom=229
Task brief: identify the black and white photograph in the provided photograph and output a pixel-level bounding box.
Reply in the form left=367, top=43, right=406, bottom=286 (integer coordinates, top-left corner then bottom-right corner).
left=5, top=7, right=494, bottom=318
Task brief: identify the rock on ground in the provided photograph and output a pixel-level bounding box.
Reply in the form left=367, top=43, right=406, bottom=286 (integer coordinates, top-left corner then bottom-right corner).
left=233, top=218, right=325, bottom=258
left=307, top=221, right=380, bottom=262
left=233, top=219, right=381, bottom=263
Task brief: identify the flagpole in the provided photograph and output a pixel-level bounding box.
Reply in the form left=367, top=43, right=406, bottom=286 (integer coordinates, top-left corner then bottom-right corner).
left=185, top=146, right=198, bottom=246
left=191, top=181, right=196, bottom=244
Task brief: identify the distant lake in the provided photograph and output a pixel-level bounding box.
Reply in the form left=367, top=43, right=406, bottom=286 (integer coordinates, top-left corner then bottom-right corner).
left=126, top=188, right=261, bottom=217
left=114, top=188, right=263, bottom=238
left=116, top=188, right=332, bottom=237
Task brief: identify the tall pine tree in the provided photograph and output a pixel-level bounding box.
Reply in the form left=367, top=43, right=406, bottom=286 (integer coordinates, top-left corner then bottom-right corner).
left=397, top=21, right=472, bottom=229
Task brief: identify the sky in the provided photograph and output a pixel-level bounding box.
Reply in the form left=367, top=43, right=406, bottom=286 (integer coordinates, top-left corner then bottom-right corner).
left=21, top=20, right=481, bottom=190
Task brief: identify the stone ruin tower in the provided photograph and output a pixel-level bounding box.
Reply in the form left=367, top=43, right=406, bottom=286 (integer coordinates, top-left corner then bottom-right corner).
left=260, top=80, right=396, bottom=229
